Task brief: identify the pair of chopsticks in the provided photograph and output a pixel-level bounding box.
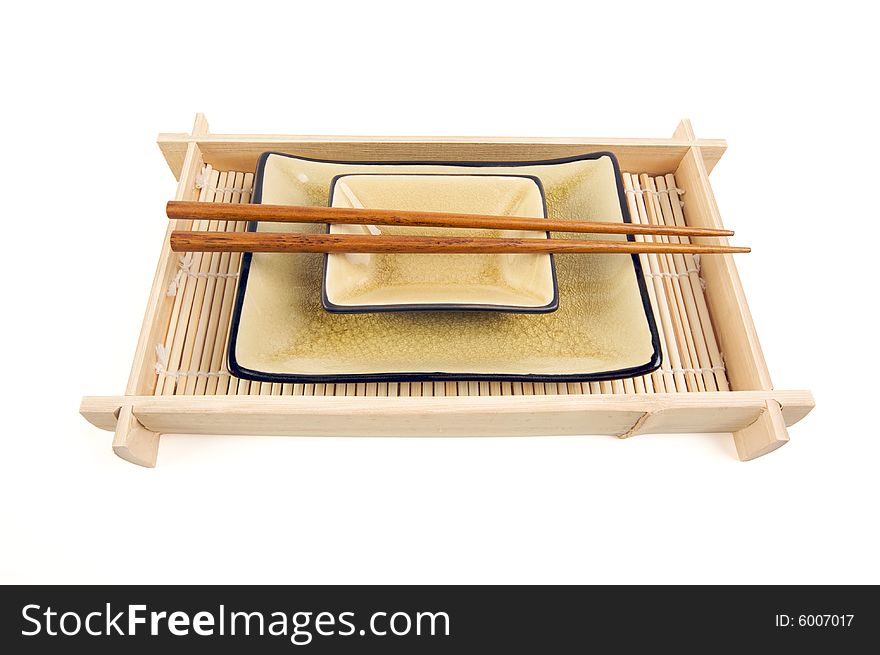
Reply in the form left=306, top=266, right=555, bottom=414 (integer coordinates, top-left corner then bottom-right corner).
left=166, top=201, right=749, bottom=255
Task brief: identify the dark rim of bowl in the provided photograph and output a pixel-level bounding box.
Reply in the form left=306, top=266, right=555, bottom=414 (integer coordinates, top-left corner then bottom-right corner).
left=322, top=172, right=558, bottom=314
left=227, top=150, right=663, bottom=384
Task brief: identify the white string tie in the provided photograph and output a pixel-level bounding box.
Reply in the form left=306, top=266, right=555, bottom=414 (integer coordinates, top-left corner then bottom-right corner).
left=665, top=364, right=726, bottom=375
left=166, top=254, right=239, bottom=296
left=194, top=170, right=210, bottom=190
left=643, top=255, right=706, bottom=289
left=194, top=169, right=249, bottom=195
left=154, top=344, right=230, bottom=380
left=166, top=254, right=193, bottom=296
left=154, top=343, right=170, bottom=375
left=644, top=269, right=701, bottom=281
left=626, top=187, right=686, bottom=197
left=197, top=183, right=251, bottom=195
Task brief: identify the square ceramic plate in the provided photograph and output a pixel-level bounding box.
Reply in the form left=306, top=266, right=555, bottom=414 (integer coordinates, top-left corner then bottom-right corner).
left=228, top=151, right=661, bottom=383
left=323, top=173, right=558, bottom=313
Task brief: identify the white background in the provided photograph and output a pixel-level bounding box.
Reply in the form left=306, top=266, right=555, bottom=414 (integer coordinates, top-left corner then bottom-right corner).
left=2, top=1, right=877, bottom=584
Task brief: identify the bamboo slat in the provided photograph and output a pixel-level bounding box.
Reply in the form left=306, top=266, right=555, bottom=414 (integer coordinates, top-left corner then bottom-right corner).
left=664, top=174, right=729, bottom=391
left=642, top=173, right=701, bottom=393
left=158, top=168, right=218, bottom=395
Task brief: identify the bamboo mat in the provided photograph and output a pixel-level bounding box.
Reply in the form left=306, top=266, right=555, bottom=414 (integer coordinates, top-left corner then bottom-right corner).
left=153, top=165, right=728, bottom=397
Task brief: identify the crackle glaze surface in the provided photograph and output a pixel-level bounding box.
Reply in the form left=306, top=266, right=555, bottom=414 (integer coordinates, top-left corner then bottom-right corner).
left=325, top=174, right=555, bottom=310
left=231, top=153, right=658, bottom=380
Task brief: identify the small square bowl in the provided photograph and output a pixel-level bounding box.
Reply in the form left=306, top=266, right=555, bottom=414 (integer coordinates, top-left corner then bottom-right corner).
left=321, top=173, right=559, bottom=313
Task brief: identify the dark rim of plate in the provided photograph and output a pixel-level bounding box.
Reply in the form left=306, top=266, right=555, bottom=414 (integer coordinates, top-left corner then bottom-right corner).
left=322, top=172, right=559, bottom=314
left=227, top=150, right=663, bottom=384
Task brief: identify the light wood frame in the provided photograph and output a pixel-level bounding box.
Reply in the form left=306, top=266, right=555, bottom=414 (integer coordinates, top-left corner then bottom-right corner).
left=80, top=114, right=813, bottom=466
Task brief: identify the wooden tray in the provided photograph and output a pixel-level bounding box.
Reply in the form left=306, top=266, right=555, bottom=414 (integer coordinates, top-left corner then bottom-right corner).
left=79, top=114, right=814, bottom=466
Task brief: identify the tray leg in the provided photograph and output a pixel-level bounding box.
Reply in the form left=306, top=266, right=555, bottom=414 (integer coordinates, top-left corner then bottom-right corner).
left=112, top=405, right=160, bottom=468
left=732, top=400, right=789, bottom=461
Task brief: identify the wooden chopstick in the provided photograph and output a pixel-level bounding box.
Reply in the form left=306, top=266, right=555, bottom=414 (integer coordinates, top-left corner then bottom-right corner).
left=170, top=231, right=750, bottom=255
left=166, top=200, right=734, bottom=239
